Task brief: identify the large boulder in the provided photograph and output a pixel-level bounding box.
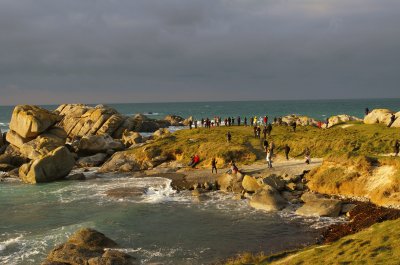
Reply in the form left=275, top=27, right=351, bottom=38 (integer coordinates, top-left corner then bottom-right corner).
left=10, top=105, right=61, bottom=138
left=249, top=185, right=287, bottom=211
left=19, top=127, right=67, bottom=160
left=217, top=173, right=244, bottom=193
left=6, top=129, right=35, bottom=149
left=296, top=192, right=342, bottom=217
left=364, top=109, right=394, bottom=125
left=242, top=175, right=262, bottom=192
left=19, top=146, right=75, bottom=184
left=391, top=111, right=400, bottom=128
left=42, top=228, right=137, bottom=265
left=78, top=135, right=124, bottom=154
left=328, top=114, right=362, bottom=128
left=164, top=115, right=184, bottom=126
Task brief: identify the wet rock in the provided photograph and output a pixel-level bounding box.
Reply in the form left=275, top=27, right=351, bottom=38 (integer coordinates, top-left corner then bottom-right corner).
left=217, top=173, right=243, bottom=193
left=66, top=173, right=86, bottom=181
left=105, top=187, right=146, bottom=198
left=249, top=185, right=287, bottom=211
left=296, top=192, right=342, bottom=217
left=42, top=228, right=137, bottom=265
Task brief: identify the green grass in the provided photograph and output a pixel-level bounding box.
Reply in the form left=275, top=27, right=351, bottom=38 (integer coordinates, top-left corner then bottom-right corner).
left=129, top=122, right=400, bottom=166
left=224, top=219, right=400, bottom=265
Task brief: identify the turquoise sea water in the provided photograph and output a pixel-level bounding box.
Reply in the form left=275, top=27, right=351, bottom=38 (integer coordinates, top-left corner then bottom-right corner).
left=1, top=98, right=400, bottom=132
left=0, top=98, right=398, bottom=264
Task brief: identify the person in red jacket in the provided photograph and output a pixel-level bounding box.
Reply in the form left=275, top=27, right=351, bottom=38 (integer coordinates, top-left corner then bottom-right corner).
left=188, top=154, right=200, bottom=168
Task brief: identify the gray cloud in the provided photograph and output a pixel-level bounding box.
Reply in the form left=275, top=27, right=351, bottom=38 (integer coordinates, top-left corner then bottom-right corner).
left=1, top=0, right=400, bottom=105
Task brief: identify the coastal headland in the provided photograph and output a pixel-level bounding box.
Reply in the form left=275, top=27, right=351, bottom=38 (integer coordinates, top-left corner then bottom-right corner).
left=0, top=104, right=400, bottom=264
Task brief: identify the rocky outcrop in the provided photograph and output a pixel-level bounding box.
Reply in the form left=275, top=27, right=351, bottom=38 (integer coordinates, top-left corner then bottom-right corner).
left=164, top=115, right=184, bottom=126
left=42, top=228, right=137, bottom=265
left=9, top=105, right=61, bottom=138
left=296, top=192, right=342, bottom=217
left=327, top=114, right=362, bottom=128
left=391, top=111, right=400, bottom=128
left=364, top=109, right=395, bottom=126
left=122, top=131, right=142, bottom=147
left=77, top=135, right=124, bottom=154
left=217, top=173, right=244, bottom=193
left=99, top=152, right=143, bottom=172
left=249, top=185, right=287, bottom=211
left=282, top=115, right=317, bottom=126
left=242, top=175, right=262, bottom=192
left=56, top=104, right=168, bottom=140
left=19, top=146, right=75, bottom=184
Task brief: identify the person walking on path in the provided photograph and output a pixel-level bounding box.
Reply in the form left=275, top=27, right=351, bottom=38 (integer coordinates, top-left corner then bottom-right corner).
left=269, top=141, right=275, bottom=158
left=227, top=131, right=232, bottom=143
left=284, top=144, right=291, bottom=160
left=304, top=147, right=311, bottom=164
left=211, top=157, right=218, bottom=173
left=394, top=140, right=400, bottom=156
left=253, top=125, right=258, bottom=138
left=263, top=139, right=269, bottom=152
left=262, top=126, right=267, bottom=139
left=388, top=114, right=396, bottom=127
left=257, top=126, right=261, bottom=139
left=266, top=149, right=273, bottom=168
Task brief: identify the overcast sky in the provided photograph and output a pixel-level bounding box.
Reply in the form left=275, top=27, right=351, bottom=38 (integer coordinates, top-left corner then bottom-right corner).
left=1, top=0, right=400, bottom=105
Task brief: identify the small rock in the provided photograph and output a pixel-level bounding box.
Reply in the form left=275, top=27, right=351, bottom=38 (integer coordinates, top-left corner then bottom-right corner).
left=66, top=173, right=86, bottom=181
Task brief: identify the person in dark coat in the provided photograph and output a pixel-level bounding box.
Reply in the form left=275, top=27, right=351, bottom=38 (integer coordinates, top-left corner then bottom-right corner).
left=266, top=123, right=272, bottom=136
left=388, top=114, right=396, bottom=127
left=237, top=116, right=241, bottom=126
left=262, top=126, right=267, bottom=139
left=256, top=126, right=261, bottom=139
left=291, top=122, right=297, bottom=132
left=394, top=140, right=400, bottom=156
left=263, top=139, right=269, bottom=151
left=211, top=157, right=218, bottom=173
left=284, top=144, right=291, bottom=160
left=365, top=108, right=369, bottom=116
left=244, top=117, right=247, bottom=126
left=227, top=131, right=232, bottom=143
left=253, top=125, right=257, bottom=138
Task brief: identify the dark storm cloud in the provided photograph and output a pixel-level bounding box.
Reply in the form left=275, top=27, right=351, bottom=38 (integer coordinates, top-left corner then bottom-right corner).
left=1, top=0, right=400, bottom=105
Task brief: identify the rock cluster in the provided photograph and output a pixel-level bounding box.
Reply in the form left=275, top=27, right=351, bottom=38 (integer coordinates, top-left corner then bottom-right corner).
left=327, top=114, right=362, bottom=128
left=281, top=115, right=318, bottom=126
left=56, top=104, right=169, bottom=140
left=42, top=228, right=137, bottom=265
left=364, top=109, right=400, bottom=127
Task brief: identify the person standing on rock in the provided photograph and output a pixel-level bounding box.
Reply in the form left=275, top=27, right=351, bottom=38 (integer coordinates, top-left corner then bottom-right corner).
left=388, top=114, right=396, bottom=127
left=227, top=131, right=232, bottom=143
left=394, top=140, right=400, bottom=156
left=211, top=157, right=218, bottom=173
left=365, top=108, right=369, bottom=116
left=266, top=148, right=273, bottom=168
left=284, top=144, right=291, bottom=160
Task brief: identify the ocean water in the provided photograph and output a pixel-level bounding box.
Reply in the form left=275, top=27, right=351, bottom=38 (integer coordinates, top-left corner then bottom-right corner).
left=0, top=170, right=341, bottom=265
left=1, top=98, right=399, bottom=132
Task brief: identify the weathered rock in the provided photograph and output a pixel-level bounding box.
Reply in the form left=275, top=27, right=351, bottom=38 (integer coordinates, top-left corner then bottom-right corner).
left=153, top=128, right=170, bottom=138
left=282, top=115, right=317, bottom=126
left=249, top=185, right=287, bottom=211
left=10, top=105, right=61, bottom=138
left=164, top=115, right=184, bottom=126
left=122, top=131, right=142, bottom=147
left=78, top=135, right=124, bottom=154
left=341, top=203, right=357, bottom=214
left=183, top=116, right=193, bottom=126
left=261, top=174, right=286, bottom=191
left=19, top=130, right=67, bottom=160
left=19, top=146, right=75, bottom=184
left=364, top=109, right=394, bottom=125
left=391, top=111, right=400, bottom=128
left=77, top=153, right=108, bottom=167
left=328, top=114, right=362, bottom=128
left=242, top=175, right=262, bottom=192
left=0, top=163, right=15, bottom=172
left=296, top=192, right=342, bottom=217
left=0, top=153, right=29, bottom=167
left=42, top=228, right=136, bottom=265
left=6, top=129, right=35, bottom=148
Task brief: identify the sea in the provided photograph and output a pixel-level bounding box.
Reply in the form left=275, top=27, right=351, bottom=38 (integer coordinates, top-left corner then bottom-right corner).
left=0, top=98, right=399, bottom=264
